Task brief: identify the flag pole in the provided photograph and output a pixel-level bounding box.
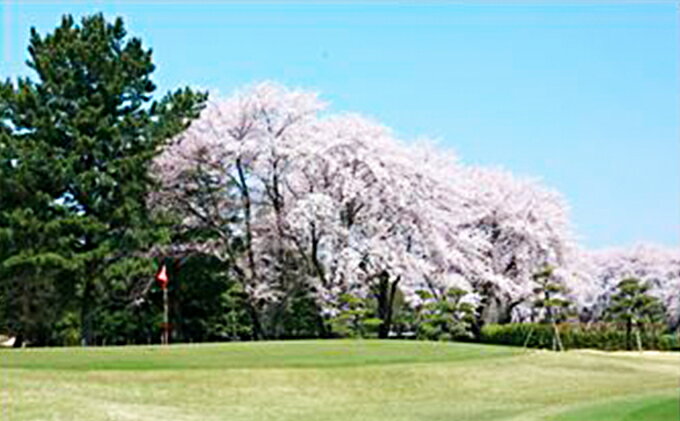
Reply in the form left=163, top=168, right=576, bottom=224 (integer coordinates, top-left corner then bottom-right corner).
left=163, top=285, right=169, bottom=345
left=156, top=263, right=170, bottom=345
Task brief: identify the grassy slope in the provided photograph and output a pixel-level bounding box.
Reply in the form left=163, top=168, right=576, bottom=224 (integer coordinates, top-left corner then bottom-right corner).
left=1, top=340, right=677, bottom=421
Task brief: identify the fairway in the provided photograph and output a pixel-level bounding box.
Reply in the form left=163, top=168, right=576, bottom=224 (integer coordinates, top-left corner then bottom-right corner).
left=1, top=341, right=678, bottom=421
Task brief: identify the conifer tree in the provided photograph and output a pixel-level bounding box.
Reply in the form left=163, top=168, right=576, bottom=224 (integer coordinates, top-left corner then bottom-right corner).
left=532, top=266, right=570, bottom=351
left=0, top=14, right=206, bottom=345
left=607, top=278, right=664, bottom=351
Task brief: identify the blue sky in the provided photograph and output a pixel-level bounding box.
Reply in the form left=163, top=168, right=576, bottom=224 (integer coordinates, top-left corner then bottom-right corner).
left=2, top=2, right=678, bottom=249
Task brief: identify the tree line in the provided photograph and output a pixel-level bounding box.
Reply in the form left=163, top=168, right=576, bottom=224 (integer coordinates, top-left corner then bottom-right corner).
left=1, top=14, right=677, bottom=348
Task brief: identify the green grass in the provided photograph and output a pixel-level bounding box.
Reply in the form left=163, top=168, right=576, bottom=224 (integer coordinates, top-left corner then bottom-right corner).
left=1, top=340, right=678, bottom=421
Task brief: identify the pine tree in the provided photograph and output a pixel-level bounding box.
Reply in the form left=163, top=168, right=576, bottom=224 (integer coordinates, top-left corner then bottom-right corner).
left=0, top=14, right=206, bottom=345
left=415, top=288, right=476, bottom=341
left=0, top=79, right=79, bottom=346
left=532, top=266, right=570, bottom=351
left=606, top=278, right=664, bottom=351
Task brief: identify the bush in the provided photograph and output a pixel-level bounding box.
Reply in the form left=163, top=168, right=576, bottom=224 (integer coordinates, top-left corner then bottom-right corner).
left=658, top=333, right=680, bottom=351
left=414, top=288, right=476, bottom=342
left=480, top=322, right=676, bottom=351
left=55, top=312, right=80, bottom=346
left=330, top=294, right=379, bottom=338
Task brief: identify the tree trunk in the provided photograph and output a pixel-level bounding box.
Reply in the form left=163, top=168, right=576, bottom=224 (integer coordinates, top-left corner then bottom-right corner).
left=478, top=292, right=517, bottom=327
left=236, top=159, right=257, bottom=281
left=80, top=277, right=94, bottom=346
left=246, top=301, right=264, bottom=340
left=376, top=273, right=390, bottom=339
left=316, top=311, right=329, bottom=338
left=236, top=159, right=264, bottom=341
left=472, top=286, right=492, bottom=339
left=634, top=320, right=643, bottom=352
left=12, top=332, right=24, bottom=348
left=552, top=321, right=564, bottom=352
left=376, top=273, right=400, bottom=339
left=17, top=271, right=29, bottom=348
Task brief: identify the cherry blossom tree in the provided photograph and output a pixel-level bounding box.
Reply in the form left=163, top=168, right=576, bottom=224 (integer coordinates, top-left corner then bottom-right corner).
left=153, top=81, right=678, bottom=340
left=153, top=82, right=326, bottom=338
left=582, top=244, right=680, bottom=329
left=152, top=85, right=483, bottom=337
left=449, top=167, right=576, bottom=327
left=282, top=115, right=475, bottom=337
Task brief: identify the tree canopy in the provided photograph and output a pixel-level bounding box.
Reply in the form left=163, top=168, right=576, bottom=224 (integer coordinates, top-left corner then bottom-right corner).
left=0, top=14, right=206, bottom=346
left=1, top=13, right=678, bottom=347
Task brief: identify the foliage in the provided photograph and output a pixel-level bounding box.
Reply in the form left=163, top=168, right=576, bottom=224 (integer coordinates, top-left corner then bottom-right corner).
left=605, top=277, right=665, bottom=351
left=330, top=293, right=380, bottom=338
left=154, top=83, right=577, bottom=339
left=530, top=266, right=571, bottom=350
left=531, top=266, right=571, bottom=322
left=161, top=255, right=253, bottom=343
left=0, top=13, right=206, bottom=346
left=202, top=283, right=255, bottom=341
left=480, top=322, right=675, bottom=351
left=415, top=288, right=476, bottom=341
left=658, top=333, right=680, bottom=351
left=275, top=286, right=328, bottom=339
left=2, top=14, right=679, bottom=347
left=458, top=167, right=576, bottom=326
left=577, top=245, right=680, bottom=328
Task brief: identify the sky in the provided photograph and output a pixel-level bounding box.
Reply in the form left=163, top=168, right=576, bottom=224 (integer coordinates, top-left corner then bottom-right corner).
left=1, top=1, right=678, bottom=249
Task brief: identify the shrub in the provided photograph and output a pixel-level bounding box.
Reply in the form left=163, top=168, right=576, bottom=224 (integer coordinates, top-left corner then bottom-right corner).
left=658, top=333, right=680, bottom=351
left=480, top=322, right=676, bottom=351
left=330, top=294, right=377, bottom=338
left=415, top=288, right=476, bottom=341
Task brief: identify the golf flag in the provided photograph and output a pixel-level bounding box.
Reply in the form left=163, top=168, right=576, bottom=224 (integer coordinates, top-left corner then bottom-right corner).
left=156, top=264, right=169, bottom=289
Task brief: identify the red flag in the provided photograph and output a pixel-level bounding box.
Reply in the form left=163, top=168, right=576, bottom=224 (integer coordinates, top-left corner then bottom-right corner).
left=156, top=264, right=169, bottom=289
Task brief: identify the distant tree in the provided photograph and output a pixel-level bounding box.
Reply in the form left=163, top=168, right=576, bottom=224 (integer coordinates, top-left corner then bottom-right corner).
left=581, top=245, right=680, bottom=330
left=532, top=266, right=570, bottom=351
left=330, top=293, right=381, bottom=338
left=0, top=14, right=206, bottom=345
left=154, top=83, right=579, bottom=340
left=606, top=278, right=665, bottom=351
left=161, top=254, right=253, bottom=343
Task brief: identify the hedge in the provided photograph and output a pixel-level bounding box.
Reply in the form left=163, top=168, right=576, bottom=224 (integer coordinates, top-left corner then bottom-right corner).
left=480, top=322, right=679, bottom=351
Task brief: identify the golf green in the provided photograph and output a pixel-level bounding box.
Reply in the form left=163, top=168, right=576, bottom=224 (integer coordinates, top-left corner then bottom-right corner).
left=1, top=340, right=677, bottom=420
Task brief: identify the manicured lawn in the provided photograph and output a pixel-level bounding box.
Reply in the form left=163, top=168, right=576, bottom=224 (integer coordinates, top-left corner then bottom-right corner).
left=1, top=340, right=677, bottom=421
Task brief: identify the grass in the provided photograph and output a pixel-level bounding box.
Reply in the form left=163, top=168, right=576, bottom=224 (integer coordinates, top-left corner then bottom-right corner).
left=1, top=340, right=678, bottom=421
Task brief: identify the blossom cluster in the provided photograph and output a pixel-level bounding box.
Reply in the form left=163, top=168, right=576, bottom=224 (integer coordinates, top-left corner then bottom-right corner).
left=153, top=82, right=679, bottom=326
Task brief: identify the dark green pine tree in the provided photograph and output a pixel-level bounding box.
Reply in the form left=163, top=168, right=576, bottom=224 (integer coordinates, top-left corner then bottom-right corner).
left=0, top=14, right=206, bottom=345
left=0, top=87, right=80, bottom=346
left=606, top=278, right=665, bottom=351
left=532, top=266, right=570, bottom=351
